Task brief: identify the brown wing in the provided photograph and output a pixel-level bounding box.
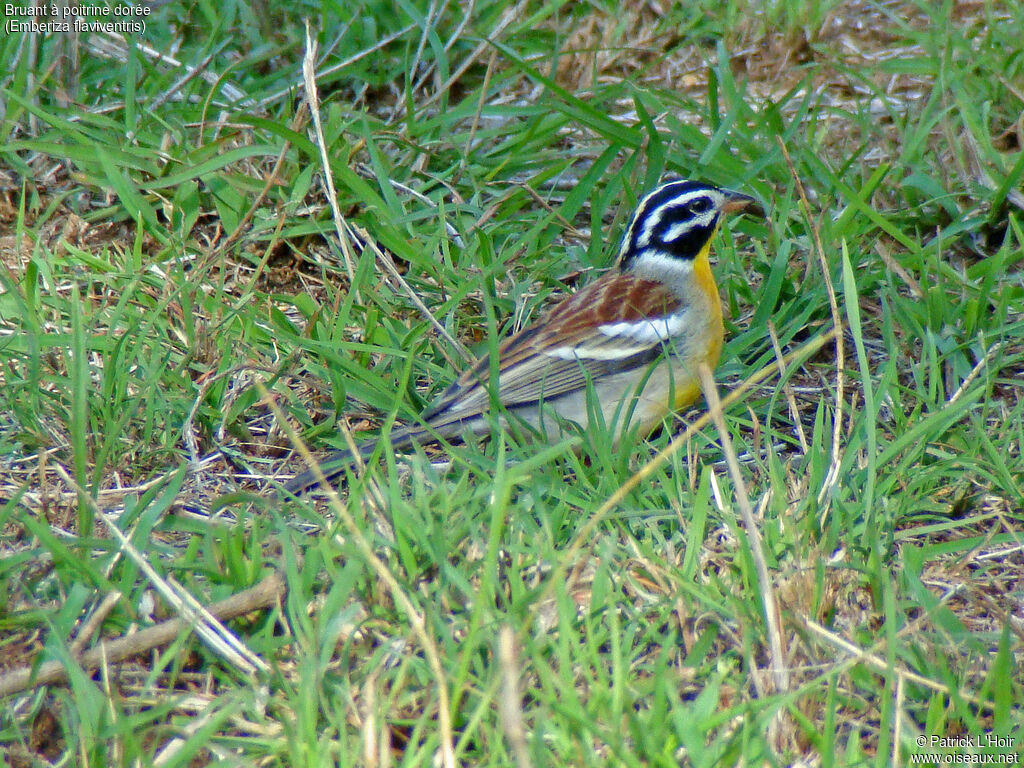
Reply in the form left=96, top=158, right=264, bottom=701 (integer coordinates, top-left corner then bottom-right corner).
left=422, top=272, right=684, bottom=420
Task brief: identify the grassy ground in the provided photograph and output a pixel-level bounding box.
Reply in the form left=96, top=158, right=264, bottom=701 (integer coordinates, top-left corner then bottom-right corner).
left=1, top=0, right=1023, bottom=765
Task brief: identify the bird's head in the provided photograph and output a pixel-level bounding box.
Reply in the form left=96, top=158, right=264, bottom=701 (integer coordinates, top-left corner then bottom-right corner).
left=617, top=180, right=765, bottom=271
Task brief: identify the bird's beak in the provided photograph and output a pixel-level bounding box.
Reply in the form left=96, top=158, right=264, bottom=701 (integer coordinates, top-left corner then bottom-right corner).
left=721, top=189, right=766, bottom=219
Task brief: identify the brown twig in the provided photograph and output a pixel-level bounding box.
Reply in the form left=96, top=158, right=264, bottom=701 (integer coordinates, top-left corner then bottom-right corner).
left=53, top=465, right=269, bottom=676
left=0, top=571, right=285, bottom=699
left=68, top=591, right=122, bottom=658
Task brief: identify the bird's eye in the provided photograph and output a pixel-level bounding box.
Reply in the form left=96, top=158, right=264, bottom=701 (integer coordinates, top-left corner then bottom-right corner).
left=689, top=198, right=712, bottom=214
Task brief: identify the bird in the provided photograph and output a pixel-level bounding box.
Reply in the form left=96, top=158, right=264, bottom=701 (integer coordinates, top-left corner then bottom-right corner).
left=284, top=179, right=764, bottom=494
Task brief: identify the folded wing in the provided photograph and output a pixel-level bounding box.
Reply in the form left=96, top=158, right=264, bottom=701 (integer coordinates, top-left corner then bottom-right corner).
left=423, top=273, right=685, bottom=419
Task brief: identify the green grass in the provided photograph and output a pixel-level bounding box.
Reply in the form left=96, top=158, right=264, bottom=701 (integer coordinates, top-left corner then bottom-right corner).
left=1, top=0, right=1023, bottom=765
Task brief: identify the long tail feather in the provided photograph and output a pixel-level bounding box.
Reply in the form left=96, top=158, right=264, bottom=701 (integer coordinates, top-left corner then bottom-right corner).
left=282, top=425, right=426, bottom=495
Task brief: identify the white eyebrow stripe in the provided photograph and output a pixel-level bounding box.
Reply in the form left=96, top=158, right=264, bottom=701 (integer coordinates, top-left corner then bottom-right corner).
left=633, top=189, right=724, bottom=248
left=662, top=212, right=712, bottom=242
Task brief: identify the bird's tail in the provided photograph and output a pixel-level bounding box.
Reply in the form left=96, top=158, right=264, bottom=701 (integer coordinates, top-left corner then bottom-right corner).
left=282, top=424, right=427, bottom=496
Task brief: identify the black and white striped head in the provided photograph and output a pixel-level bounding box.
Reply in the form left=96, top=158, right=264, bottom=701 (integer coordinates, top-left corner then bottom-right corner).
left=617, top=180, right=763, bottom=270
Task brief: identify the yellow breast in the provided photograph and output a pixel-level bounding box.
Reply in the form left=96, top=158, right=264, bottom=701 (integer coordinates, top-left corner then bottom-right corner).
left=624, top=247, right=722, bottom=430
